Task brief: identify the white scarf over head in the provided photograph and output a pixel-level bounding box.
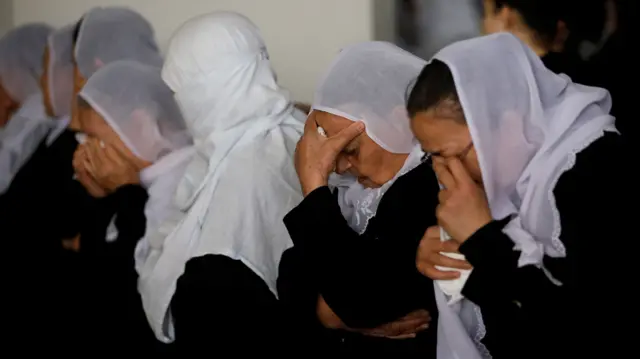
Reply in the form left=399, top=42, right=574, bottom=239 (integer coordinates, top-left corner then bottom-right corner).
left=46, top=24, right=75, bottom=118
left=431, top=33, right=616, bottom=359
left=135, top=12, right=305, bottom=343
left=0, top=24, right=54, bottom=193
left=45, top=24, right=76, bottom=146
left=315, top=42, right=426, bottom=233
left=75, top=7, right=162, bottom=80
left=79, top=60, right=194, bottom=243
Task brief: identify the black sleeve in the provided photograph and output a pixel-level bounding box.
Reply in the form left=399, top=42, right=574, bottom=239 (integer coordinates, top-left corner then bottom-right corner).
left=459, top=133, right=634, bottom=357
left=0, top=130, right=78, bottom=234
left=107, top=184, right=149, bottom=262
left=281, top=163, right=439, bottom=328
left=171, top=254, right=281, bottom=354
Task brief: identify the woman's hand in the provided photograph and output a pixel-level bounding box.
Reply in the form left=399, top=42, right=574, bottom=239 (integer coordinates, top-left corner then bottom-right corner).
left=73, top=142, right=108, bottom=198
left=317, top=295, right=430, bottom=339
left=348, top=310, right=431, bottom=340
left=416, top=226, right=472, bottom=280
left=433, top=157, right=492, bottom=243
left=83, top=138, right=140, bottom=193
left=295, top=116, right=364, bottom=196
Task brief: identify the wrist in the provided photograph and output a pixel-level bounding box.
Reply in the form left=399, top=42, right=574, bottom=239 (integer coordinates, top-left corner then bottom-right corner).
left=456, top=217, right=492, bottom=244
left=301, top=176, right=328, bottom=197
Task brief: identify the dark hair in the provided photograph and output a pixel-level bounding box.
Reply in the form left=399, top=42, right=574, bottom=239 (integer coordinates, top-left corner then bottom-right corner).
left=563, top=0, right=606, bottom=47
left=493, top=0, right=565, bottom=46
left=72, top=18, right=84, bottom=45
left=406, top=60, right=465, bottom=123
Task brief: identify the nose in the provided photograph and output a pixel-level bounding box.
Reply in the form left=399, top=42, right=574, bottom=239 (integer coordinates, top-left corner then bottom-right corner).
left=335, top=155, right=352, bottom=175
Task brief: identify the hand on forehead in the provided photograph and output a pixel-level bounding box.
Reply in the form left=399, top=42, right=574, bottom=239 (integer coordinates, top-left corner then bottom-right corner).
left=312, top=110, right=354, bottom=137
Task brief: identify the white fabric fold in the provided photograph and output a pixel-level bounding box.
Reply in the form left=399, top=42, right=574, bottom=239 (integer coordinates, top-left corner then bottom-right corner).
left=430, top=32, right=616, bottom=359
left=135, top=12, right=305, bottom=343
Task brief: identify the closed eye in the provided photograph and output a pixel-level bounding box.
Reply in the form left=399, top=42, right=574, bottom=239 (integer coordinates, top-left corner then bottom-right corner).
left=342, top=147, right=358, bottom=156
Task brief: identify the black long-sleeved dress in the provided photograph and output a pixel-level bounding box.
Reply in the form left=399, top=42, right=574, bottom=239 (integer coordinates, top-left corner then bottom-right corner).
left=278, top=162, right=440, bottom=355
left=458, top=132, right=635, bottom=358
left=1, top=130, right=161, bottom=353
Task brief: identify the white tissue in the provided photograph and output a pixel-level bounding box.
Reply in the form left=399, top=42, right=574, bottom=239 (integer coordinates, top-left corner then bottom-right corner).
left=435, top=225, right=473, bottom=304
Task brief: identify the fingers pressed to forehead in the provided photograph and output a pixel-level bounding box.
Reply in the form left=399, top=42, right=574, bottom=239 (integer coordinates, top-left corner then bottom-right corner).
left=328, top=121, right=365, bottom=150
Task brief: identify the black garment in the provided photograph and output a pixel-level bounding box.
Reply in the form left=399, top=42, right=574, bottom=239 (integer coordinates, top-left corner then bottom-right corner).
left=171, top=254, right=281, bottom=354
left=541, top=51, right=591, bottom=87
left=458, top=133, right=635, bottom=358
left=587, top=32, right=635, bottom=138
left=4, top=130, right=91, bottom=350
left=279, top=162, right=440, bottom=355
left=1, top=129, right=87, bottom=252
left=60, top=184, right=162, bottom=354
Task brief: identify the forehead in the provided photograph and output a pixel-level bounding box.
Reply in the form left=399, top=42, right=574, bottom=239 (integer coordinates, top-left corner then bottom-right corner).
left=313, top=110, right=353, bottom=136
left=410, top=110, right=469, bottom=150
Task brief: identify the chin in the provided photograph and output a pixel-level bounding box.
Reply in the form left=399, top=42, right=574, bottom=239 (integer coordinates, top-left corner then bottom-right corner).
left=358, top=177, right=381, bottom=189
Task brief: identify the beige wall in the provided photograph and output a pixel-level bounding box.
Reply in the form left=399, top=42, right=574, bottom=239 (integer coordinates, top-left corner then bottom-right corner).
left=11, top=0, right=381, bottom=102
left=0, top=0, right=13, bottom=37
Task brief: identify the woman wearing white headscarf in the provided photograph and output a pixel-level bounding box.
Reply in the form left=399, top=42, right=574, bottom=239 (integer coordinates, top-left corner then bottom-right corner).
left=278, top=42, right=448, bottom=355
left=135, top=12, right=305, bottom=352
left=1, top=8, right=162, bottom=254
left=407, top=33, right=633, bottom=358
left=60, top=60, right=192, bottom=350
left=0, top=24, right=54, bottom=193
left=0, top=24, right=76, bottom=206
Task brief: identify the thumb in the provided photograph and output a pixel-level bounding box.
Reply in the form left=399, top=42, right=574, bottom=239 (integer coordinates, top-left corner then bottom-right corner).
left=326, top=121, right=365, bottom=153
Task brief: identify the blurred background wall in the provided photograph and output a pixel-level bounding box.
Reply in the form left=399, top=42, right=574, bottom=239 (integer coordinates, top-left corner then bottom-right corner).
left=2, top=0, right=484, bottom=101
left=0, top=0, right=13, bottom=37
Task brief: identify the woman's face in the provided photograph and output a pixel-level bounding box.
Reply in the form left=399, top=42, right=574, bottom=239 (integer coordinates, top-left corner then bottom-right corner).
left=410, top=110, right=483, bottom=183
left=74, top=103, right=151, bottom=196
left=313, top=110, right=408, bottom=188
left=0, top=80, right=19, bottom=127
left=40, top=46, right=55, bottom=117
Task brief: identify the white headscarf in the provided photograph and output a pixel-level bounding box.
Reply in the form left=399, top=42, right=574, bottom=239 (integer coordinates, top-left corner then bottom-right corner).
left=0, top=24, right=54, bottom=193
left=46, top=24, right=75, bottom=118
left=79, top=60, right=194, bottom=239
left=75, top=7, right=162, bottom=80
left=0, top=24, right=52, bottom=104
left=315, top=42, right=426, bottom=234
left=135, top=12, right=305, bottom=343
left=44, top=24, right=76, bottom=146
left=431, top=33, right=615, bottom=359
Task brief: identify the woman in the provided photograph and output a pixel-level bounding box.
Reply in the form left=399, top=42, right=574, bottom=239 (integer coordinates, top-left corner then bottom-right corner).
left=406, top=33, right=633, bottom=358
left=481, top=0, right=596, bottom=83
left=0, top=24, right=76, bottom=206
left=278, top=42, right=448, bottom=355
left=0, top=23, right=54, bottom=193
left=65, top=60, right=193, bottom=351
left=135, top=12, right=305, bottom=353
left=1, top=8, right=162, bottom=251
